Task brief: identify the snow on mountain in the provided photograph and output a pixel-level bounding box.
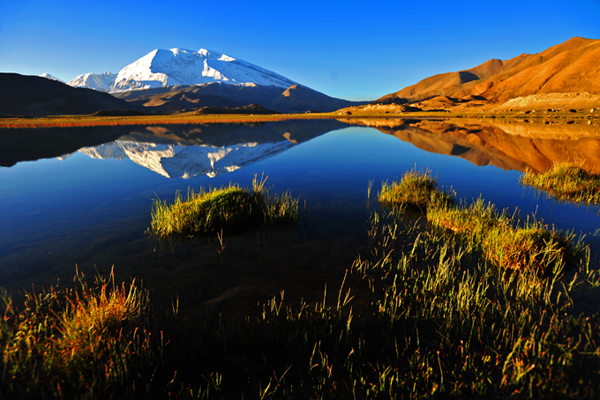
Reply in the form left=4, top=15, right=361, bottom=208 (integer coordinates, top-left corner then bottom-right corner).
left=78, top=139, right=294, bottom=178
left=68, top=48, right=297, bottom=93
left=40, top=73, right=64, bottom=83
left=67, top=72, right=117, bottom=91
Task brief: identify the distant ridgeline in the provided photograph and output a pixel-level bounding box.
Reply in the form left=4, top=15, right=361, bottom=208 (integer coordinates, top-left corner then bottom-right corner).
left=375, top=37, right=600, bottom=110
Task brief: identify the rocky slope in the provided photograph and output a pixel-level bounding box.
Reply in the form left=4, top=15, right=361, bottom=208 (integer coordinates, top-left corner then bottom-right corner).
left=111, top=82, right=363, bottom=114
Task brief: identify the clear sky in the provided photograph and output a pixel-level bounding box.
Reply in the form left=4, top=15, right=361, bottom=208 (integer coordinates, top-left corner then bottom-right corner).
left=1, top=0, right=599, bottom=101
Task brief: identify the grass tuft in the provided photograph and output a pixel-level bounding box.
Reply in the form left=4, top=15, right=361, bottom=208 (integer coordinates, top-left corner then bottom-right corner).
left=150, top=174, right=299, bottom=237
left=427, top=198, right=581, bottom=274
left=0, top=270, right=156, bottom=399
left=378, top=168, right=455, bottom=213
left=520, top=160, right=600, bottom=205
left=379, top=169, right=582, bottom=274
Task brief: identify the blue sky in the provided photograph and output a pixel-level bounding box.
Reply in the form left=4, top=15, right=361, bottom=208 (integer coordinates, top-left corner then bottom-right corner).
left=1, top=0, right=599, bottom=101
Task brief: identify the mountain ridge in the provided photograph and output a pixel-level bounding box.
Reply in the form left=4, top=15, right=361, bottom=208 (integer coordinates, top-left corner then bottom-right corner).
left=376, top=36, right=600, bottom=105
left=67, top=48, right=298, bottom=93
left=0, top=73, right=134, bottom=117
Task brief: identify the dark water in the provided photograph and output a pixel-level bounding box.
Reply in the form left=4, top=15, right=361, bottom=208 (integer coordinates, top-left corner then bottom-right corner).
left=1, top=119, right=599, bottom=309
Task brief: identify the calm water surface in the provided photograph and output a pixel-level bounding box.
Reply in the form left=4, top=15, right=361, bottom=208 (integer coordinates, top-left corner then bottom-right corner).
left=1, top=119, right=599, bottom=307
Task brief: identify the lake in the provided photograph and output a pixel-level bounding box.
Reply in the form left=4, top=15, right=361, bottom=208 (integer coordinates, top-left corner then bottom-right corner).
left=1, top=118, right=599, bottom=310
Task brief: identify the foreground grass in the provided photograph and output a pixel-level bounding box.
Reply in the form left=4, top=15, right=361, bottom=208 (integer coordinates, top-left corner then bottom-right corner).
left=520, top=161, right=600, bottom=206
left=150, top=175, right=298, bottom=237
left=3, top=172, right=600, bottom=398
left=0, top=270, right=159, bottom=399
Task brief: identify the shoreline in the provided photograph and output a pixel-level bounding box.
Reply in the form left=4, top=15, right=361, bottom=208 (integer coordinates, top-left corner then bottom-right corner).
left=1, top=108, right=599, bottom=129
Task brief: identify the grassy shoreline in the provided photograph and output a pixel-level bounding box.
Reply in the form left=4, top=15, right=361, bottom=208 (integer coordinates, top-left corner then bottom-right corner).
left=2, top=169, right=600, bottom=398
left=1, top=108, right=598, bottom=129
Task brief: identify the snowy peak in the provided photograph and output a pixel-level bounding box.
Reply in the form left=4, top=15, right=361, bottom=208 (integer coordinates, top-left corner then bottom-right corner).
left=40, top=73, right=64, bottom=83
left=78, top=139, right=294, bottom=179
left=67, top=72, right=117, bottom=91
left=67, top=48, right=298, bottom=93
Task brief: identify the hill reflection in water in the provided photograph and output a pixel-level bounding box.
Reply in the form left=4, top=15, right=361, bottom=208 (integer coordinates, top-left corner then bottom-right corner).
left=1, top=118, right=599, bottom=300
left=340, top=118, right=600, bottom=173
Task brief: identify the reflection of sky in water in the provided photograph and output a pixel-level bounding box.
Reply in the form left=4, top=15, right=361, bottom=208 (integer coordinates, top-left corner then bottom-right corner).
left=1, top=125, right=599, bottom=289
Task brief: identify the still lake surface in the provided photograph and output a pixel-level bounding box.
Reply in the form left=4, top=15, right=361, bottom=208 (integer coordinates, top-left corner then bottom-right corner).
left=1, top=118, right=599, bottom=307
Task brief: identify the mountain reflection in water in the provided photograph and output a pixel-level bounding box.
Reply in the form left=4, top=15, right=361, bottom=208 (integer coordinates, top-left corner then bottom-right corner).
left=2, top=118, right=599, bottom=176
left=341, top=118, right=600, bottom=173
left=1, top=117, right=600, bottom=305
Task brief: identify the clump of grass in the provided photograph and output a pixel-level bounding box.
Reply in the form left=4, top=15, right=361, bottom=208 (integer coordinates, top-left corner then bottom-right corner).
left=379, top=168, right=581, bottom=273
left=0, top=270, right=157, bottom=399
left=520, top=160, right=600, bottom=205
left=378, top=168, right=455, bottom=212
left=427, top=198, right=581, bottom=273
left=150, top=174, right=299, bottom=237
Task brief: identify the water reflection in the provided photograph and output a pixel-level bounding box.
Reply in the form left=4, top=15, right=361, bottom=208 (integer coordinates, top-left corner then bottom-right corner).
left=0, top=119, right=349, bottom=172
left=340, top=118, right=600, bottom=173
left=1, top=118, right=600, bottom=297
left=74, top=120, right=345, bottom=178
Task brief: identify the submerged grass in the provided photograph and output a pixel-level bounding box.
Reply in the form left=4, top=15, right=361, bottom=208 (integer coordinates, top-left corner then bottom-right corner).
left=520, top=160, right=600, bottom=206
left=150, top=174, right=299, bottom=237
left=3, top=170, right=600, bottom=398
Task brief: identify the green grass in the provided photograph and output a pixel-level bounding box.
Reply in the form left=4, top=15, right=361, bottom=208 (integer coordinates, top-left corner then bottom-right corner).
left=520, top=161, right=600, bottom=206
left=3, top=171, right=600, bottom=398
left=379, top=168, right=455, bottom=212
left=427, top=199, right=582, bottom=274
left=150, top=174, right=299, bottom=237
left=379, top=169, right=582, bottom=274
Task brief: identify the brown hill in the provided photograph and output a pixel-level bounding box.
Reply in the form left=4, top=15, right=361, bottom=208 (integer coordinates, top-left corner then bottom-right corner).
left=266, top=84, right=363, bottom=113
left=194, top=104, right=279, bottom=115
left=114, top=82, right=367, bottom=114
left=376, top=37, right=600, bottom=105
left=0, top=73, right=134, bottom=117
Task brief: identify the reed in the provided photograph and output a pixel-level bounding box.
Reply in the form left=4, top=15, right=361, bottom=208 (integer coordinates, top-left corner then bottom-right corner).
left=520, top=160, right=600, bottom=205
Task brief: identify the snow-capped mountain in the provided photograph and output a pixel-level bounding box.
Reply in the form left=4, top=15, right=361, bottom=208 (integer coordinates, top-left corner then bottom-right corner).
left=67, top=48, right=297, bottom=93
left=67, top=72, right=117, bottom=92
left=40, top=73, right=64, bottom=83
left=78, top=139, right=294, bottom=178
